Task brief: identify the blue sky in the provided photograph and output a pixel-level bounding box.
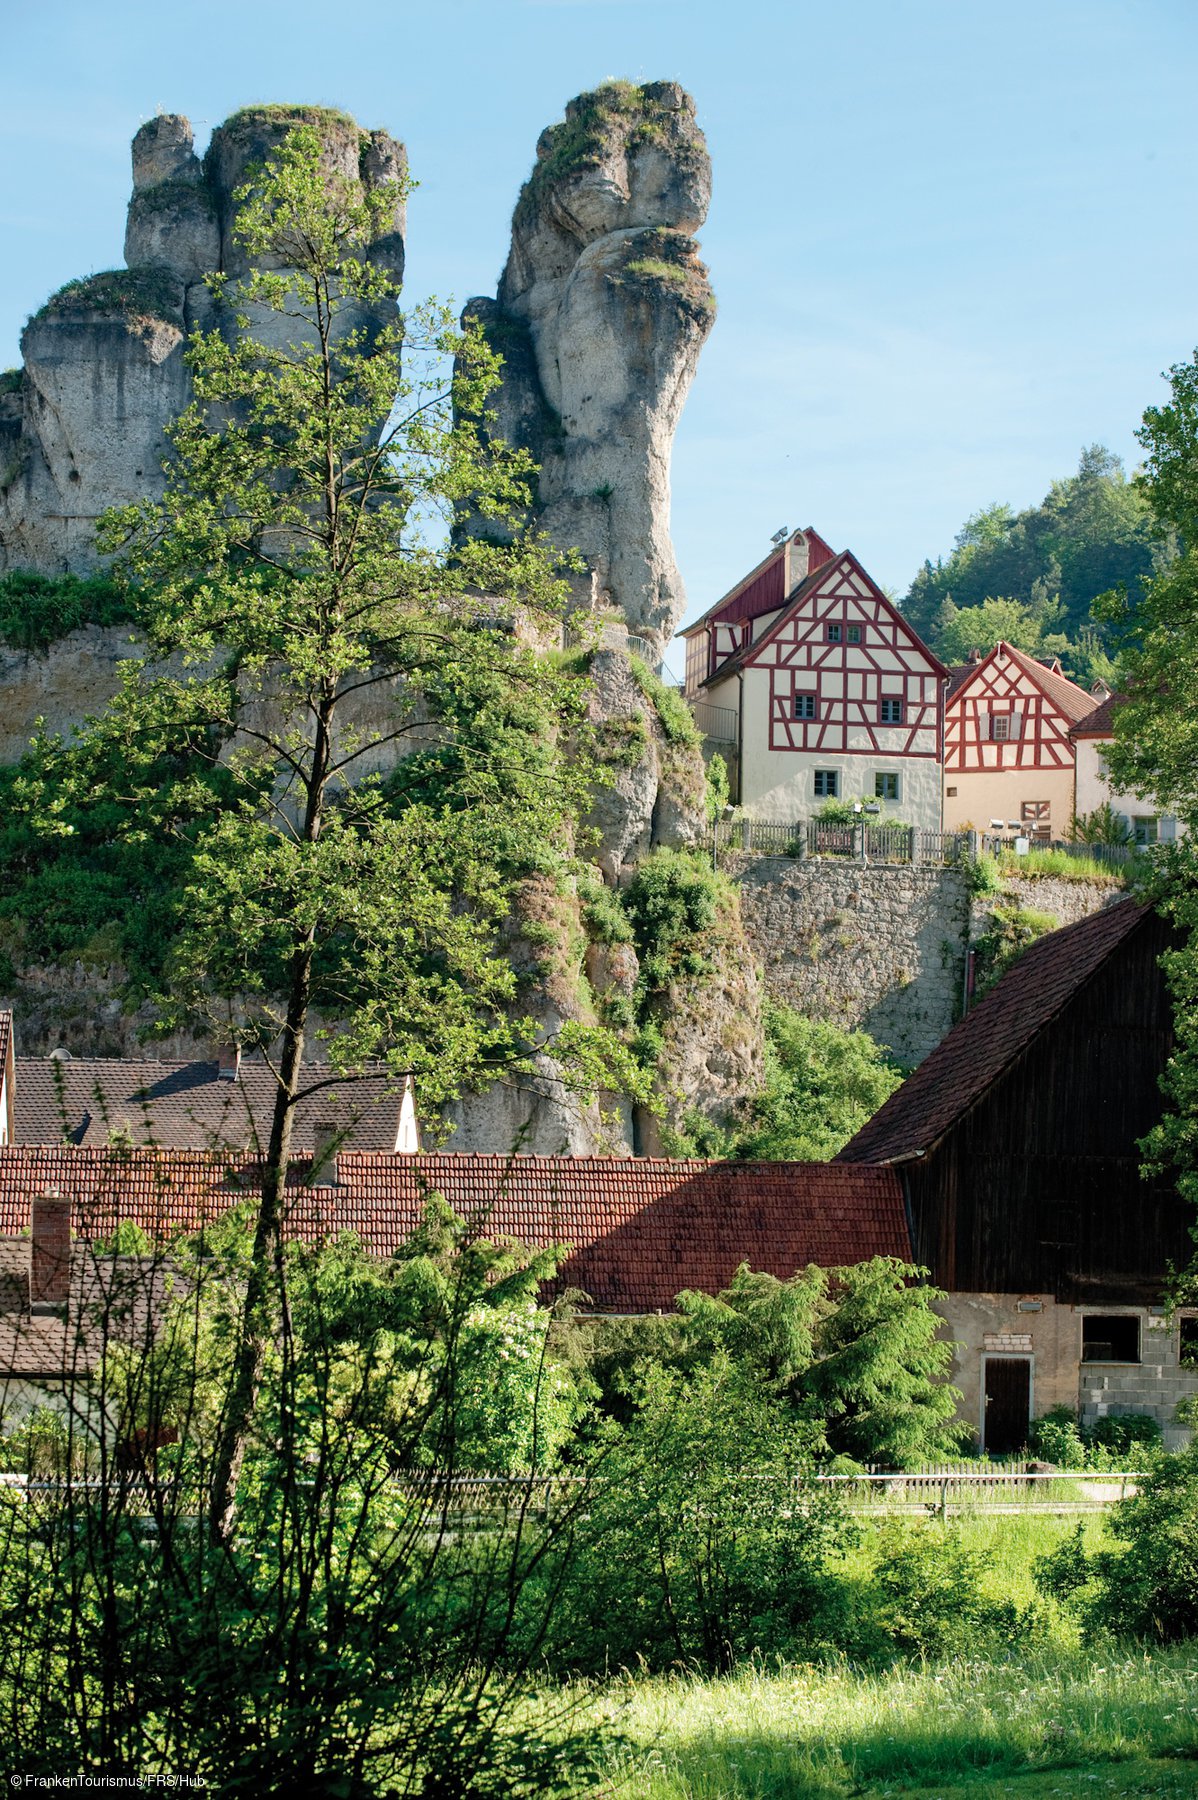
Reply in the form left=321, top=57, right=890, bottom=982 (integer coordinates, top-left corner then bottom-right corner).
left=2, top=0, right=1195, bottom=674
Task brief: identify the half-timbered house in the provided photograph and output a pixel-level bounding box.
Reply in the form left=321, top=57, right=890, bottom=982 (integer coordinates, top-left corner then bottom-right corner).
left=839, top=900, right=1198, bottom=1451
left=942, top=642, right=1099, bottom=838
left=681, top=528, right=948, bottom=829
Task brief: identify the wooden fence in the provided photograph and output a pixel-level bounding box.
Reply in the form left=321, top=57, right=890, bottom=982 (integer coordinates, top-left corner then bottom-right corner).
left=711, top=818, right=970, bottom=866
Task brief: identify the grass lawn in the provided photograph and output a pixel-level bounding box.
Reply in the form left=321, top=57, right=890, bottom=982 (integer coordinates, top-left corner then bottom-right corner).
left=595, top=1648, right=1198, bottom=1797
left=583, top=1516, right=1198, bottom=1798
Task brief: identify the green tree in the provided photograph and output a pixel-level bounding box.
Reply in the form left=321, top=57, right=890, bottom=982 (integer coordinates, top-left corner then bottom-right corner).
left=934, top=596, right=1042, bottom=664
left=15, top=127, right=626, bottom=1544
left=735, top=1007, right=903, bottom=1162
left=0, top=1198, right=608, bottom=1789
left=1098, top=350, right=1198, bottom=1226
left=902, top=446, right=1161, bottom=679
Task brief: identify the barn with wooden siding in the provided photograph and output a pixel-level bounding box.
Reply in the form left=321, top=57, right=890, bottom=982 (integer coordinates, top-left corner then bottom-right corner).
left=840, top=898, right=1198, bottom=1451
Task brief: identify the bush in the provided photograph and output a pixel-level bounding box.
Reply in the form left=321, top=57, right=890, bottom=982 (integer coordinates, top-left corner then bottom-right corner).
left=0, top=569, right=132, bottom=654
left=537, top=1356, right=855, bottom=1674
left=621, top=848, right=726, bottom=992
left=1086, top=1445, right=1198, bottom=1640
left=1029, top=1404, right=1163, bottom=1468
left=862, top=1523, right=1023, bottom=1658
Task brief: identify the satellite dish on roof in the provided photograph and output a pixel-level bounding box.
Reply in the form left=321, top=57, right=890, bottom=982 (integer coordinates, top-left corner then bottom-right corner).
left=48, top=1048, right=71, bottom=1061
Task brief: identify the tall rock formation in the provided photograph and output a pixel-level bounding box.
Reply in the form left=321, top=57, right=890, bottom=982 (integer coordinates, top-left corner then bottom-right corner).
left=465, top=81, right=714, bottom=659
left=0, top=107, right=405, bottom=575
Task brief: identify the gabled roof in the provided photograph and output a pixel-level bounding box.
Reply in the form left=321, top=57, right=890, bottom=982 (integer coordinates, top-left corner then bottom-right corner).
left=945, top=641, right=1100, bottom=724
left=838, top=898, right=1153, bottom=1166
left=703, top=550, right=949, bottom=687
left=0, top=1147, right=909, bottom=1314
left=681, top=527, right=837, bottom=637
left=12, top=1055, right=409, bottom=1154
left=1071, top=691, right=1122, bottom=739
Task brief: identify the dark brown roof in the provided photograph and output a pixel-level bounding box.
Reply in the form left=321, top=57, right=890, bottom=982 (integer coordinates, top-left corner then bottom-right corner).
left=0, top=1148, right=909, bottom=1314
left=838, top=899, right=1152, bottom=1166
left=0, top=1245, right=172, bottom=1379
left=1071, top=691, right=1122, bottom=739
left=13, top=1056, right=407, bottom=1153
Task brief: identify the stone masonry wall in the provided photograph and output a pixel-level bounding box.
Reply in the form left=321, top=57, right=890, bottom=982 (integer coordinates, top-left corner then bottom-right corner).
left=733, top=857, right=972, bottom=1066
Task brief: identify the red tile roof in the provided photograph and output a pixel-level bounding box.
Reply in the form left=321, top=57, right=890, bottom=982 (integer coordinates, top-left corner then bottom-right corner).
left=947, top=642, right=1100, bottom=724
left=1070, top=691, right=1122, bottom=739
left=0, top=1149, right=909, bottom=1313
left=838, top=898, right=1152, bottom=1166
left=12, top=1055, right=406, bottom=1153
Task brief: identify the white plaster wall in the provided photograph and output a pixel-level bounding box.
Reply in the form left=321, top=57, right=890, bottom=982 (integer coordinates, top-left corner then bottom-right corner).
left=731, top=669, right=942, bottom=829
left=1075, top=739, right=1186, bottom=839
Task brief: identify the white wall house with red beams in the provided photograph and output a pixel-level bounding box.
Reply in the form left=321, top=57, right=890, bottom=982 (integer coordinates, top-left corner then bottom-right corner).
left=942, top=642, right=1098, bottom=838
left=681, top=529, right=947, bottom=829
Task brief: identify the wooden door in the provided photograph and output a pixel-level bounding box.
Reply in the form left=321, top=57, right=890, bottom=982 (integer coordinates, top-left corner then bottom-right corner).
left=983, top=1357, right=1031, bottom=1455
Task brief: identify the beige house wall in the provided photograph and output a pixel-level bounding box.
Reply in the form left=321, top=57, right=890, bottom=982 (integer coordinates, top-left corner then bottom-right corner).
left=936, top=1292, right=1198, bottom=1452
left=942, top=765, right=1075, bottom=838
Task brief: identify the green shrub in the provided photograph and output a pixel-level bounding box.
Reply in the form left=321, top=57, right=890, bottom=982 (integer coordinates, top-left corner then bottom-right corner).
left=1089, top=1410, right=1164, bottom=1457
left=814, top=797, right=855, bottom=827
left=973, top=903, right=1059, bottom=995
left=0, top=570, right=132, bottom=654
left=729, top=1006, right=904, bottom=1164
left=576, top=866, right=632, bottom=947
left=964, top=849, right=1002, bottom=897
left=1086, top=1445, right=1198, bottom=1640
left=536, top=1356, right=855, bottom=1674
left=628, top=655, right=701, bottom=748
left=1030, top=1404, right=1089, bottom=1467
left=863, top=1523, right=1022, bottom=1658
left=704, top=751, right=730, bottom=823
left=622, top=849, right=726, bottom=992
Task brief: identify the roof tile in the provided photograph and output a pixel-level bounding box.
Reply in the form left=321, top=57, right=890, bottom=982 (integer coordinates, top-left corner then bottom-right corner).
left=838, top=898, right=1150, bottom=1165
left=0, top=1148, right=909, bottom=1314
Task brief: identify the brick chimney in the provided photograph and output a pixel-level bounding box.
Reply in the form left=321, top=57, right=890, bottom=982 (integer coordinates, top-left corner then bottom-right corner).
left=782, top=529, right=810, bottom=598
left=31, top=1190, right=71, bottom=1310
left=217, top=1045, right=241, bottom=1082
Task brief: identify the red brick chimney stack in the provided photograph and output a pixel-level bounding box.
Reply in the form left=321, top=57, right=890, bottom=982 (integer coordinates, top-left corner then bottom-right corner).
left=31, top=1190, right=71, bottom=1308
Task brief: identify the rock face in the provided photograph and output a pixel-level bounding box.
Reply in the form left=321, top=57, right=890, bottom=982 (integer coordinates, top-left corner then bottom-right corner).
left=0, top=107, right=406, bottom=575
left=464, top=82, right=714, bottom=657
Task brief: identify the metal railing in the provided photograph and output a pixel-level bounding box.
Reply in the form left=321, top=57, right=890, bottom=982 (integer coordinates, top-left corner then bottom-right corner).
left=689, top=699, right=738, bottom=743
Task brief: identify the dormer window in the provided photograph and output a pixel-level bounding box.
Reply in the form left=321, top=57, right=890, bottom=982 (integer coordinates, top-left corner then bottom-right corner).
left=793, top=693, right=817, bottom=721
left=880, top=698, right=904, bottom=725
left=826, top=623, right=841, bottom=643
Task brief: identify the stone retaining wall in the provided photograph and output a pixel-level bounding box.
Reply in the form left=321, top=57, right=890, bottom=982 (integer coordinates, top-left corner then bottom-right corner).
left=733, top=857, right=972, bottom=1066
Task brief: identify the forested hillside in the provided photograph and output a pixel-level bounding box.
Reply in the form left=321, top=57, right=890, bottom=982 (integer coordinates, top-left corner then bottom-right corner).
left=901, top=445, right=1167, bottom=685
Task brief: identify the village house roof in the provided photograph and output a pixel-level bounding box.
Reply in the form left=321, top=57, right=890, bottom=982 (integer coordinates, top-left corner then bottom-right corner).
left=945, top=642, right=1100, bottom=724
left=680, top=527, right=838, bottom=636
left=1070, top=691, right=1122, bottom=739
left=837, top=897, right=1152, bottom=1166
left=695, top=549, right=949, bottom=689
left=6, top=1030, right=415, bottom=1156
left=0, top=1146, right=909, bottom=1320
left=0, top=1238, right=171, bottom=1383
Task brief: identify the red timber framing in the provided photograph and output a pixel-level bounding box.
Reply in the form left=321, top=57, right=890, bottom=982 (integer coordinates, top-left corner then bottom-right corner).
left=944, top=643, right=1094, bottom=776
left=745, top=553, right=946, bottom=760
